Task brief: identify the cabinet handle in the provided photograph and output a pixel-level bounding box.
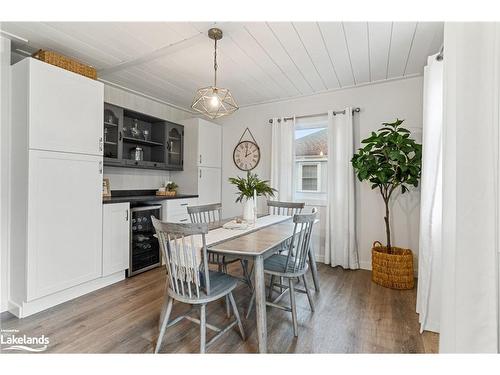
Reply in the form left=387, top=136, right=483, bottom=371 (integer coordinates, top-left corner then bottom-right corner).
left=99, top=137, right=103, bottom=151
left=99, top=161, right=103, bottom=174
left=119, top=131, right=122, bottom=141
left=125, top=210, right=129, bottom=221
left=199, top=169, right=202, bottom=179
left=180, top=219, right=188, bottom=222
left=199, top=155, right=202, bottom=164
left=180, top=203, right=188, bottom=206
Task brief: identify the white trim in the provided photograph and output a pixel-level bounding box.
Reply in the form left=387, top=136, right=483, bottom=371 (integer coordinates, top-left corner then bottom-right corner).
left=9, top=271, right=125, bottom=318
left=240, top=73, right=423, bottom=109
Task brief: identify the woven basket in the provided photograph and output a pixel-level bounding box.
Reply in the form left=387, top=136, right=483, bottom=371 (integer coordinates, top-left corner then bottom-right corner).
left=371, top=241, right=414, bottom=289
left=32, top=49, right=97, bottom=80
left=156, top=190, right=176, bottom=197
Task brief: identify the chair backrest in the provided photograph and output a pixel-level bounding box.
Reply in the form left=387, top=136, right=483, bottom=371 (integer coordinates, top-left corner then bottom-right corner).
left=187, top=203, right=222, bottom=224
left=152, top=217, right=211, bottom=298
left=284, top=208, right=317, bottom=273
left=267, top=200, right=305, bottom=216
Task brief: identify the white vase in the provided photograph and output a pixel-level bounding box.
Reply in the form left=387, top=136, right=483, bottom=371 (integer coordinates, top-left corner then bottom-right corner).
left=243, top=197, right=255, bottom=223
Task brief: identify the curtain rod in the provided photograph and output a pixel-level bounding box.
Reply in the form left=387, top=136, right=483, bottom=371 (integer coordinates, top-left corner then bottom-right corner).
left=268, top=107, right=360, bottom=124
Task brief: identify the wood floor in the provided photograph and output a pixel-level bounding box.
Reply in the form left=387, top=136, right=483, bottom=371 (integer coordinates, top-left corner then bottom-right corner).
left=0, top=264, right=438, bottom=353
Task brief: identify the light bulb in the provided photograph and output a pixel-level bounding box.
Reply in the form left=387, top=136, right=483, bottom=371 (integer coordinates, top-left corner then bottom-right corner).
left=210, top=94, right=220, bottom=108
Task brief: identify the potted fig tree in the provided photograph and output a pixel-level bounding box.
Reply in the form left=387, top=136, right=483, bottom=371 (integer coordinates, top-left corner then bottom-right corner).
left=351, top=119, right=422, bottom=289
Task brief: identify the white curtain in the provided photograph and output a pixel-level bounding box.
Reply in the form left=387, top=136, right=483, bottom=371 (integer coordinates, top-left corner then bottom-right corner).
left=270, top=117, right=294, bottom=201
left=324, top=108, right=359, bottom=269
left=416, top=53, right=443, bottom=334
left=440, top=22, right=500, bottom=353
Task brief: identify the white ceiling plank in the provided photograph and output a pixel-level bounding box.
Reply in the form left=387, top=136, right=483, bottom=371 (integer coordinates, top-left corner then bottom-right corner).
left=226, top=26, right=299, bottom=97
left=244, top=22, right=313, bottom=95
left=2, top=22, right=120, bottom=68
left=404, top=22, right=444, bottom=75
left=317, top=22, right=354, bottom=87
left=343, top=22, right=370, bottom=84
left=292, top=22, right=340, bottom=90
left=267, top=22, right=326, bottom=92
left=387, top=22, right=417, bottom=78
left=368, top=22, right=393, bottom=82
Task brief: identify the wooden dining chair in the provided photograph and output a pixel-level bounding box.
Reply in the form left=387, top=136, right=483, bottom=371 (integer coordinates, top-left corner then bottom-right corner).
left=152, top=217, right=245, bottom=353
left=187, top=203, right=252, bottom=288
left=246, top=209, right=317, bottom=337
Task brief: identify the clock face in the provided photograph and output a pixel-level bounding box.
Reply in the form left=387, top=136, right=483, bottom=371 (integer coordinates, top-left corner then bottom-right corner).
left=233, top=141, right=260, bottom=171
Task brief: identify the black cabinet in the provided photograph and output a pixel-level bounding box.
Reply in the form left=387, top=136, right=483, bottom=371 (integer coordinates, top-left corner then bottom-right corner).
left=103, top=103, right=184, bottom=171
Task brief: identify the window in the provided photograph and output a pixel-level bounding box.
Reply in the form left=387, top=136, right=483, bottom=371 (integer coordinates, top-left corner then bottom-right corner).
left=297, top=162, right=321, bottom=192
left=294, top=115, right=328, bottom=200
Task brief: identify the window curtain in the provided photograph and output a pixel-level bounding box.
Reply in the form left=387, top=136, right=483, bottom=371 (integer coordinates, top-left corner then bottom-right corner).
left=270, top=117, right=294, bottom=201
left=416, top=53, right=443, bottom=334
left=440, top=22, right=500, bottom=353
left=324, top=108, right=359, bottom=269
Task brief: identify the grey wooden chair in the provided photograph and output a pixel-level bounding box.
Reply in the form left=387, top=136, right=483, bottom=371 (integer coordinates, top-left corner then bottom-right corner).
left=152, top=217, right=245, bottom=353
left=246, top=209, right=317, bottom=337
left=187, top=203, right=252, bottom=288
left=267, top=200, right=305, bottom=216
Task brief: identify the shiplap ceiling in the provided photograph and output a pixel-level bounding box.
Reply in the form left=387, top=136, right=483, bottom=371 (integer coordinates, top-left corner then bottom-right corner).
left=3, top=22, right=443, bottom=110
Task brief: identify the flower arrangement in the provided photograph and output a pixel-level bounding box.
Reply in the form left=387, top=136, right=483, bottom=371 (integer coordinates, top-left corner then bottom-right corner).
left=228, top=172, right=276, bottom=203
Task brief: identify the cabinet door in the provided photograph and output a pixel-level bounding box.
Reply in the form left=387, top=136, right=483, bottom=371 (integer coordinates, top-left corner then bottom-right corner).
left=102, top=203, right=130, bottom=277
left=197, top=120, right=221, bottom=168
left=166, top=123, right=184, bottom=169
left=198, top=167, right=221, bottom=206
left=27, top=150, right=103, bottom=301
left=29, top=58, right=104, bottom=156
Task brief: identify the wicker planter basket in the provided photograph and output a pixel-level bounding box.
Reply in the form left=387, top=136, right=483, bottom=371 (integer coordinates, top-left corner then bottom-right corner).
left=32, top=49, right=97, bottom=80
left=371, top=241, right=414, bottom=290
left=156, top=190, right=176, bottom=197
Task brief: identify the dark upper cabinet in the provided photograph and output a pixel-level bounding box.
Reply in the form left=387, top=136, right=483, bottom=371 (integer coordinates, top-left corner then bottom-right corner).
left=165, top=122, right=184, bottom=170
left=102, top=103, right=184, bottom=171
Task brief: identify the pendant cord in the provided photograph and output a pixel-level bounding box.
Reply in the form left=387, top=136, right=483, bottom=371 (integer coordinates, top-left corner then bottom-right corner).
left=213, top=38, right=218, bottom=88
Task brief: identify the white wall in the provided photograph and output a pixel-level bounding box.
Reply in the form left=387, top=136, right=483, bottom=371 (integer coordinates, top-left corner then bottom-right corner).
left=102, top=84, right=193, bottom=191
left=1, top=36, right=11, bottom=312
left=217, top=76, right=423, bottom=270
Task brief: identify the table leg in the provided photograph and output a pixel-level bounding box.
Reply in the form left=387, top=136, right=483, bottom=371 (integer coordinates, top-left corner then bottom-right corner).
left=254, top=255, right=267, bottom=353
left=308, top=245, right=320, bottom=292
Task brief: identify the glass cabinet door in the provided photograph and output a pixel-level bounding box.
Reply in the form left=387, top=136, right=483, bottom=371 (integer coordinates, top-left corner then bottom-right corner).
left=103, top=103, right=123, bottom=164
left=166, top=123, right=183, bottom=169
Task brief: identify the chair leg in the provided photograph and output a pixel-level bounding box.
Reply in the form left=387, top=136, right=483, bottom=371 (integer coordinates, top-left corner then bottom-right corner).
left=246, top=290, right=255, bottom=319
left=268, top=275, right=275, bottom=300
left=288, top=278, right=298, bottom=337
left=200, top=304, right=206, bottom=353
left=155, top=296, right=173, bottom=353
left=228, top=292, right=246, bottom=341
left=302, top=275, right=315, bottom=312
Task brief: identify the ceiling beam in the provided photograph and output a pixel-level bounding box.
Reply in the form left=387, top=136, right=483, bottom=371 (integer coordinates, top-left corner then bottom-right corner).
left=97, top=32, right=204, bottom=76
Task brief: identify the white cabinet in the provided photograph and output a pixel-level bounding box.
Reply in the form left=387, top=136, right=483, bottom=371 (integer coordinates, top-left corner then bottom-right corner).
left=25, top=58, right=103, bottom=155
left=197, top=119, right=222, bottom=168
left=102, top=203, right=130, bottom=277
left=198, top=167, right=222, bottom=206
left=27, top=150, right=103, bottom=301
left=9, top=57, right=107, bottom=317
left=172, top=118, right=222, bottom=205
left=161, top=198, right=199, bottom=223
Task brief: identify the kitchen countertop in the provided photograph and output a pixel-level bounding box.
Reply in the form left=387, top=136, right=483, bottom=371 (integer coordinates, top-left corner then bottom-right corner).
left=103, top=189, right=198, bottom=204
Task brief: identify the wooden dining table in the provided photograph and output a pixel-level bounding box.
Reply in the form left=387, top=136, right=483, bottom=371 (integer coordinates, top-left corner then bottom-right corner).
left=207, top=216, right=320, bottom=353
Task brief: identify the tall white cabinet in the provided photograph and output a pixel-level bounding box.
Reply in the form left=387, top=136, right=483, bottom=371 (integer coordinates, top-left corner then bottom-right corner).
left=172, top=118, right=222, bottom=206
left=10, top=58, right=109, bottom=318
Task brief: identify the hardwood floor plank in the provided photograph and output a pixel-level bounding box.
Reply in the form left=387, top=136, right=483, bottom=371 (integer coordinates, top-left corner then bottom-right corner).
left=0, top=264, right=438, bottom=354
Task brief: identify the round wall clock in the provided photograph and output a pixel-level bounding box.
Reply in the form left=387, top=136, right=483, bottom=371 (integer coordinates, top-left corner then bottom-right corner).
left=233, top=140, right=261, bottom=171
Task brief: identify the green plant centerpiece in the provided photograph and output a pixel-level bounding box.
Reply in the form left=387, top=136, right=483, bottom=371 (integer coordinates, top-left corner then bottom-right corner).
left=165, top=181, right=178, bottom=192
left=351, top=119, right=421, bottom=289
left=229, top=172, right=276, bottom=222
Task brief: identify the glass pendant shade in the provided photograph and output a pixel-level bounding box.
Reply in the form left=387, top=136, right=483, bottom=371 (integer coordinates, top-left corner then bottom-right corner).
left=191, top=86, right=238, bottom=119
left=191, top=28, right=238, bottom=119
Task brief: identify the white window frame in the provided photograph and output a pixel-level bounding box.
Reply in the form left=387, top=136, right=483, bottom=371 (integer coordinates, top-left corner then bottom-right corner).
left=296, top=161, right=321, bottom=193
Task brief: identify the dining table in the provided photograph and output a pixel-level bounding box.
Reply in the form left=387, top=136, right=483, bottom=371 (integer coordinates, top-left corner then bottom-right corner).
left=206, top=214, right=320, bottom=353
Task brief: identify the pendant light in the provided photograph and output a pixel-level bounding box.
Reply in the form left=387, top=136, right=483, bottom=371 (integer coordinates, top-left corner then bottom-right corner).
left=191, top=28, right=238, bottom=119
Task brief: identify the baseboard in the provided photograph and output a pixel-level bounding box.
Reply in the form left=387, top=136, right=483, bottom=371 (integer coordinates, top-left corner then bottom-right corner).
left=9, top=271, right=125, bottom=318
left=359, top=260, right=372, bottom=270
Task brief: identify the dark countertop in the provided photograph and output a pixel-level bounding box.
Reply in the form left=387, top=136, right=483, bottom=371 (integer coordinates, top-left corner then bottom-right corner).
left=103, top=189, right=198, bottom=204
